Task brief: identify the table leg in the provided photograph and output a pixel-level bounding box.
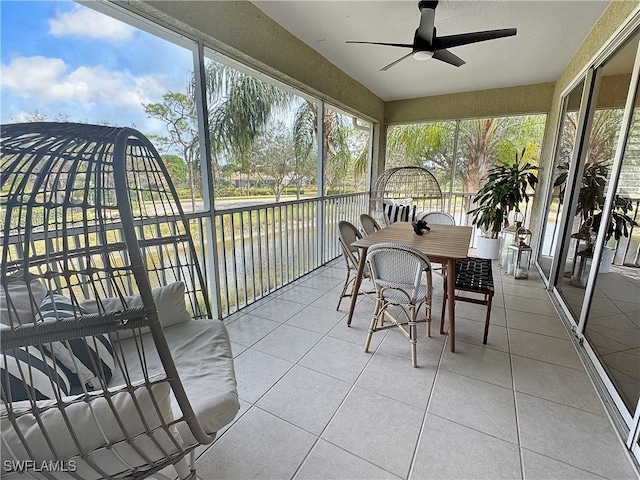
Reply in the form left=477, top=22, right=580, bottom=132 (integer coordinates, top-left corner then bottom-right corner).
left=347, top=247, right=367, bottom=327
left=447, top=258, right=456, bottom=352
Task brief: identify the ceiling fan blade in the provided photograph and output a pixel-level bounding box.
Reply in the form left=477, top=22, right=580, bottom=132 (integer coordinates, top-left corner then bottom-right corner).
left=416, top=1, right=438, bottom=45
left=345, top=41, right=414, bottom=48
left=432, top=48, right=465, bottom=67
left=380, top=51, right=414, bottom=71
left=435, top=28, right=517, bottom=49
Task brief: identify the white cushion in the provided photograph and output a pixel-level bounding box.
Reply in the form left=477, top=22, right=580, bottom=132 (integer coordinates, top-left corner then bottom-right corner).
left=109, top=319, right=239, bottom=447
left=1, top=378, right=181, bottom=480
left=0, top=275, right=47, bottom=326
left=81, top=282, right=191, bottom=340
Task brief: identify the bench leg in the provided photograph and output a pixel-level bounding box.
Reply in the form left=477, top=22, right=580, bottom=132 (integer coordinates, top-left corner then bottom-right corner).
left=483, top=294, right=493, bottom=345
left=440, top=278, right=447, bottom=335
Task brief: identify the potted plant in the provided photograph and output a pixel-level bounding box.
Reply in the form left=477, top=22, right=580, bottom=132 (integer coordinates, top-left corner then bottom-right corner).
left=468, top=149, right=538, bottom=259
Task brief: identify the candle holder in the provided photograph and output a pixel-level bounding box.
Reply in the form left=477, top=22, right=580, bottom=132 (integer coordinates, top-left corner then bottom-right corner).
left=505, top=226, right=532, bottom=279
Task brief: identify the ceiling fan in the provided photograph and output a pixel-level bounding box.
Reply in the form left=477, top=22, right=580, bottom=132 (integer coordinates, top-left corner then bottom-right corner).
left=346, top=0, right=517, bottom=71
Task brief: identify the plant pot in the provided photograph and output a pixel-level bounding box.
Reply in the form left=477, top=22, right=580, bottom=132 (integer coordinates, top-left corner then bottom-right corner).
left=599, top=246, right=615, bottom=273
left=477, top=236, right=500, bottom=260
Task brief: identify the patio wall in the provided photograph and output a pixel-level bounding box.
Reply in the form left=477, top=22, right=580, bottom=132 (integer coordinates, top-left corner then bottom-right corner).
left=384, top=82, right=555, bottom=124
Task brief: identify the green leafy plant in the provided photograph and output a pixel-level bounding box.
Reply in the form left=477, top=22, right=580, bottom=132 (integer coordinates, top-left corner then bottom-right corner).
left=468, top=149, right=538, bottom=239
left=555, top=160, right=638, bottom=242
left=591, top=195, right=638, bottom=242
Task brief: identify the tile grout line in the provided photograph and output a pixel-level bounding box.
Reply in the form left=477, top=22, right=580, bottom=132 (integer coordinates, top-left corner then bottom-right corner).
left=406, top=313, right=451, bottom=480
left=287, top=325, right=392, bottom=480
left=507, top=320, right=527, bottom=480
left=232, top=275, right=388, bottom=478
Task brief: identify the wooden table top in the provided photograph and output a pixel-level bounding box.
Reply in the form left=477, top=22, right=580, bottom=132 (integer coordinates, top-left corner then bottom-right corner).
left=352, top=222, right=472, bottom=261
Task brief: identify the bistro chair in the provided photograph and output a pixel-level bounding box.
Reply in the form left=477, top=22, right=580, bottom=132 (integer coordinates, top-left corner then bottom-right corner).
left=364, top=243, right=433, bottom=367
left=359, top=213, right=382, bottom=236
left=419, top=211, right=456, bottom=276
left=419, top=211, right=456, bottom=226
left=337, top=221, right=373, bottom=311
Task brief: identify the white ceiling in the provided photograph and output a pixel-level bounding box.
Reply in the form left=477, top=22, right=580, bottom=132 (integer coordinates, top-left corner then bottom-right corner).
left=252, top=0, right=611, bottom=101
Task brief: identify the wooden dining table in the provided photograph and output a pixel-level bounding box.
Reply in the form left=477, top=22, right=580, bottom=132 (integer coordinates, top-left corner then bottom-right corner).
left=347, top=222, right=473, bottom=352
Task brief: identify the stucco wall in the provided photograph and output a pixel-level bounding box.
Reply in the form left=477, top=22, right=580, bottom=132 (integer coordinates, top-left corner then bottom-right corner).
left=126, top=0, right=385, bottom=124
left=385, top=83, right=555, bottom=124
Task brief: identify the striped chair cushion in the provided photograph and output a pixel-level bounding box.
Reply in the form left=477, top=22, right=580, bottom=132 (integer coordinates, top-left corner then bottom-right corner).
left=39, top=294, right=115, bottom=389
left=1, top=345, right=74, bottom=401
left=383, top=202, right=417, bottom=223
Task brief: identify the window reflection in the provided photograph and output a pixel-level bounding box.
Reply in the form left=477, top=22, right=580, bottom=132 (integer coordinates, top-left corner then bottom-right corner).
left=539, top=82, right=583, bottom=280
left=583, top=77, right=640, bottom=414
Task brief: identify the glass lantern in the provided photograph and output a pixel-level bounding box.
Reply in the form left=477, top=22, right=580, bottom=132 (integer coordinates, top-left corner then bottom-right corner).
left=506, top=244, right=532, bottom=278
left=516, top=225, right=532, bottom=247
left=499, top=224, right=519, bottom=268
left=505, top=226, right=533, bottom=279
left=499, top=213, right=524, bottom=268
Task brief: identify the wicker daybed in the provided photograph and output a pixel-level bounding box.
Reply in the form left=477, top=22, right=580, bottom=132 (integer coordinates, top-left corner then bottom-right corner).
left=0, top=123, right=239, bottom=479
left=370, top=166, right=444, bottom=226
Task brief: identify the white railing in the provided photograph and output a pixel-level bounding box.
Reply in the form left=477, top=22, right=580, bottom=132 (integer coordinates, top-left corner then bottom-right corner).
left=210, top=193, right=368, bottom=316
left=128, top=190, right=546, bottom=317
left=10, top=190, right=545, bottom=319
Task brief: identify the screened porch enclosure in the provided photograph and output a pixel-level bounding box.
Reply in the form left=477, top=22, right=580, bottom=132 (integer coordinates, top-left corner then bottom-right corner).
left=3, top=0, right=640, bottom=474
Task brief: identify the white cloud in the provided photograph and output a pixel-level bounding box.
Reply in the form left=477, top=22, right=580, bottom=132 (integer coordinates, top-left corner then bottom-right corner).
left=1, top=56, right=169, bottom=110
left=48, top=6, right=135, bottom=42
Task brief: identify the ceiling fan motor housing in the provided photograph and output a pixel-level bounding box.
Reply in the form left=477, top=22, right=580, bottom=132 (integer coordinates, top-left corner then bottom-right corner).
left=346, top=0, right=517, bottom=70
left=418, top=1, right=438, bottom=11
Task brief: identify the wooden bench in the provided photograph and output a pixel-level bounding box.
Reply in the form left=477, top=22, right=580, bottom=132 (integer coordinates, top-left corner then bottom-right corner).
left=441, top=257, right=495, bottom=344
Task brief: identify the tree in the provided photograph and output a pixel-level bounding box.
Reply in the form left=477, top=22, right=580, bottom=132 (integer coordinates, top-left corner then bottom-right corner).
left=249, top=123, right=296, bottom=201
left=386, top=115, right=546, bottom=194
left=458, top=118, right=511, bottom=193
left=205, top=61, right=291, bottom=187
left=13, top=110, right=70, bottom=122
left=386, top=122, right=455, bottom=188
left=143, top=92, right=200, bottom=211
left=293, top=101, right=368, bottom=194
left=161, top=154, right=188, bottom=186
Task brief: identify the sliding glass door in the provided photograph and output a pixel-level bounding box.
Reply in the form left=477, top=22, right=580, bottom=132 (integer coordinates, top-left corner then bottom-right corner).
left=536, top=19, right=640, bottom=463
left=538, top=80, right=585, bottom=283
left=579, top=32, right=640, bottom=422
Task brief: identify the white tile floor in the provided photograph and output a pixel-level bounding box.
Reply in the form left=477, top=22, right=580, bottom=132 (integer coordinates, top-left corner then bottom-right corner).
left=189, top=260, right=639, bottom=479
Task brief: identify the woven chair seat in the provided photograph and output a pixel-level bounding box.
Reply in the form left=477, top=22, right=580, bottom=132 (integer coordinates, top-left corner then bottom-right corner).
left=442, top=257, right=495, bottom=344
left=453, top=257, right=494, bottom=292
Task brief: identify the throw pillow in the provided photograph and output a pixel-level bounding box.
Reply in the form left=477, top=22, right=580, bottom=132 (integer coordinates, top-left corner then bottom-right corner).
left=383, top=202, right=417, bottom=223
left=0, top=343, right=74, bottom=402
left=39, top=294, right=115, bottom=389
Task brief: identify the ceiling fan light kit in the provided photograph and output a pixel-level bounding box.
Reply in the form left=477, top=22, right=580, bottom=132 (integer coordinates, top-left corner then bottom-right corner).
left=413, top=50, right=434, bottom=61
left=346, top=0, right=517, bottom=71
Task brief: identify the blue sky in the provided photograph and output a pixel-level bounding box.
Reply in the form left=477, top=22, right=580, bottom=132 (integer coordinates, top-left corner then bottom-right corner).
left=1, top=0, right=194, bottom=137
